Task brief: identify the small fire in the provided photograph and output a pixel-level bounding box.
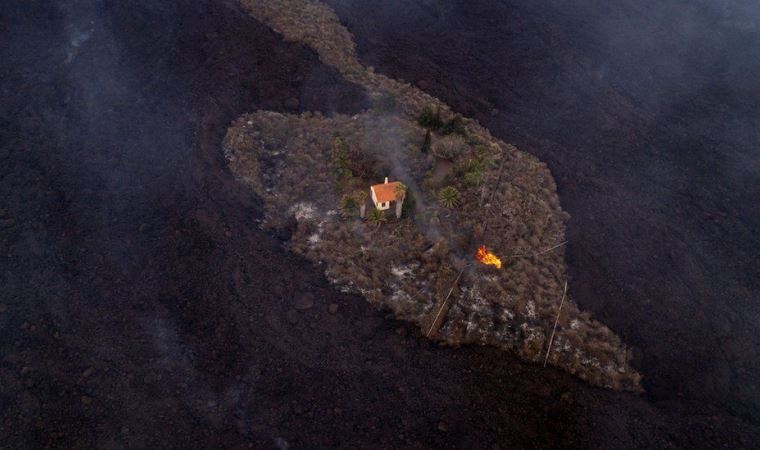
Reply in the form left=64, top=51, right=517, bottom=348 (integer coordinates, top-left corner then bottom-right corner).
left=475, top=245, right=502, bottom=269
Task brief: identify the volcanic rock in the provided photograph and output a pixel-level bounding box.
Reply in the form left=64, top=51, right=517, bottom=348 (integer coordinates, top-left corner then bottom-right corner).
left=295, top=293, right=314, bottom=310
left=284, top=97, right=300, bottom=110
left=286, top=309, right=299, bottom=324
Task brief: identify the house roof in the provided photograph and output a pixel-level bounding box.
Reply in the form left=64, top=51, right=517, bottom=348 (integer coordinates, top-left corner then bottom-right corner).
left=371, top=180, right=403, bottom=203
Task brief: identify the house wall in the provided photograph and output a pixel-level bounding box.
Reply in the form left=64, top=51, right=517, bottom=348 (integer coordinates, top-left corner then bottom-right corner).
left=371, top=188, right=391, bottom=210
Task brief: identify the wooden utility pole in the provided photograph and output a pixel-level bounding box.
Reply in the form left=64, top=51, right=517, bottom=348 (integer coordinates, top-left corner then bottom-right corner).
left=543, top=280, right=568, bottom=367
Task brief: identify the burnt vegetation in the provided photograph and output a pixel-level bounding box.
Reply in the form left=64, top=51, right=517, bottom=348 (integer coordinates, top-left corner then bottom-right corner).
left=225, top=107, right=640, bottom=390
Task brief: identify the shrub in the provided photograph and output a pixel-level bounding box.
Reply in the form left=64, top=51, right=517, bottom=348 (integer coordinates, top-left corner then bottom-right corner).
left=366, top=208, right=387, bottom=227
left=394, top=182, right=408, bottom=201
left=440, top=114, right=466, bottom=136
left=459, top=157, right=485, bottom=187
left=417, top=105, right=444, bottom=130
left=432, top=135, right=467, bottom=160
left=340, top=194, right=358, bottom=217
left=352, top=189, right=368, bottom=203
left=418, top=105, right=466, bottom=136
left=331, top=136, right=353, bottom=178
left=438, top=186, right=461, bottom=208
left=463, top=171, right=482, bottom=188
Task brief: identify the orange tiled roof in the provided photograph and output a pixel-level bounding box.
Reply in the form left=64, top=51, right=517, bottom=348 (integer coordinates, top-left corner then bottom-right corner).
left=371, top=181, right=402, bottom=203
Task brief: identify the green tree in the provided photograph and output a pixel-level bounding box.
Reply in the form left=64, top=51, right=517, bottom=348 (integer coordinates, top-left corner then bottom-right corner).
left=438, top=186, right=461, bottom=208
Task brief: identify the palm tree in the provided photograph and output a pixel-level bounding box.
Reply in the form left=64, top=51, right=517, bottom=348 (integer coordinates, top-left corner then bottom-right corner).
left=353, top=189, right=368, bottom=218
left=394, top=182, right=407, bottom=219
left=438, top=186, right=461, bottom=209
left=366, top=209, right=387, bottom=229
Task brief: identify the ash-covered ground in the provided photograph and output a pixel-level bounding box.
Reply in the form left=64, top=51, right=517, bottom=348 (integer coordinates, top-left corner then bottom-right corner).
left=1, top=0, right=759, bottom=448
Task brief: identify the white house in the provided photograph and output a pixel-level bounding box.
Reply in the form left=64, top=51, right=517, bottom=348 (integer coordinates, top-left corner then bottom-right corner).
left=370, top=177, right=404, bottom=217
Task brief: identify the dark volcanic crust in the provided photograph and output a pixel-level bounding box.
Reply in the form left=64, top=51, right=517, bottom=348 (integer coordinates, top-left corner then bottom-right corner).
left=324, top=0, right=760, bottom=438
left=1, top=0, right=758, bottom=448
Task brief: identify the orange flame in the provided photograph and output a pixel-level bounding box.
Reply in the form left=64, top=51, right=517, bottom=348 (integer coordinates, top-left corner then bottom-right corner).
left=475, top=245, right=502, bottom=269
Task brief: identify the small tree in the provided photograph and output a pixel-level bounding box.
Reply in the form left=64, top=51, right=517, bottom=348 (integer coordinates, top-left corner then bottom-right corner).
left=394, top=183, right=408, bottom=219
left=353, top=189, right=368, bottom=218
left=366, top=209, right=387, bottom=229
left=438, top=186, right=461, bottom=209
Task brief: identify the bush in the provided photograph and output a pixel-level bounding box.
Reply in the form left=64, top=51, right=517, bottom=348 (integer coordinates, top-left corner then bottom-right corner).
left=332, top=136, right=353, bottom=178
left=440, top=114, right=466, bottom=136
left=438, top=186, right=461, bottom=208
left=366, top=208, right=387, bottom=227
left=432, top=135, right=467, bottom=160
left=352, top=189, right=368, bottom=204
left=463, top=171, right=482, bottom=188
left=340, top=194, right=358, bottom=216
left=417, top=105, right=444, bottom=130
left=418, top=105, right=466, bottom=136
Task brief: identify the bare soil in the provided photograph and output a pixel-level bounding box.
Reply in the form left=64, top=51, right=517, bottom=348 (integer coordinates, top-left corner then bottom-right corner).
left=1, top=0, right=758, bottom=448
